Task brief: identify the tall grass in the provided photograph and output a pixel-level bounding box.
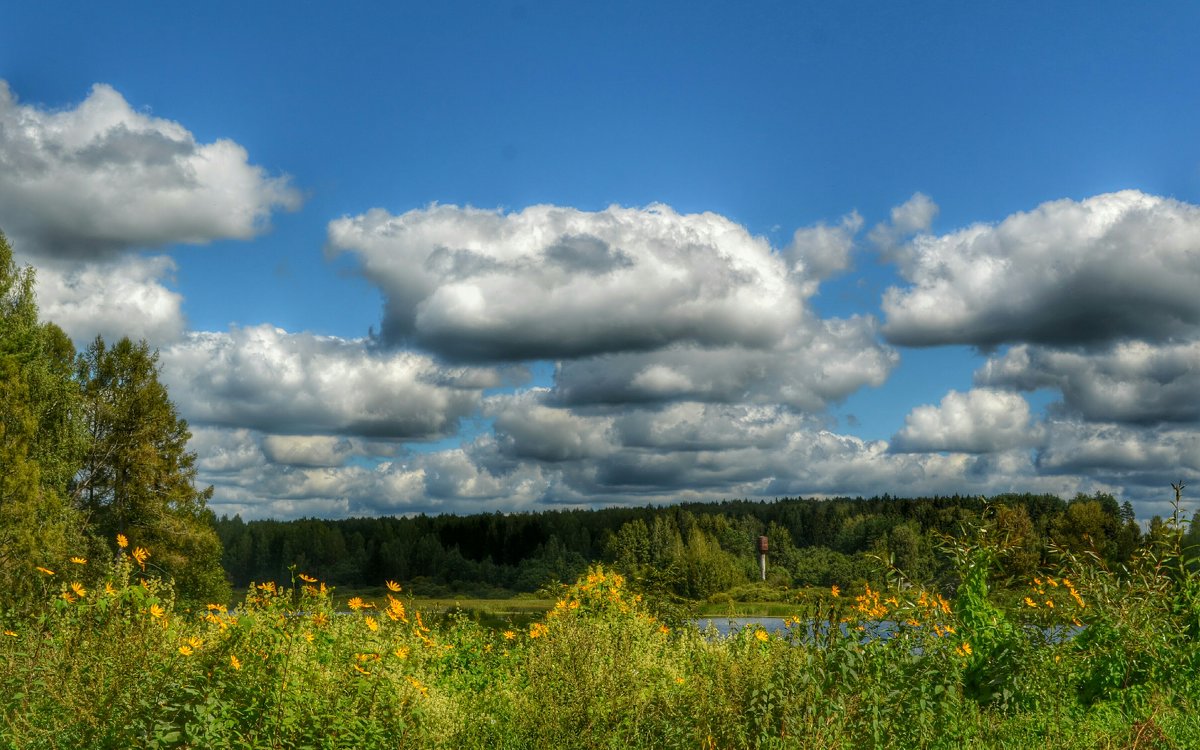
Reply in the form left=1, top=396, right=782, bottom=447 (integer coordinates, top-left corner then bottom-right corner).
left=2, top=517, right=1199, bottom=749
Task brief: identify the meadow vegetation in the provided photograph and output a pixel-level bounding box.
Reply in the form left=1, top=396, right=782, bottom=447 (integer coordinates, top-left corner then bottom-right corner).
left=3, top=506, right=1199, bottom=749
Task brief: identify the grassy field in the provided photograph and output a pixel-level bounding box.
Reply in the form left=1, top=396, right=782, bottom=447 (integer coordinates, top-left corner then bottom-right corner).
left=232, top=586, right=556, bottom=627
left=3, top=528, right=1200, bottom=749
left=696, top=600, right=808, bottom=618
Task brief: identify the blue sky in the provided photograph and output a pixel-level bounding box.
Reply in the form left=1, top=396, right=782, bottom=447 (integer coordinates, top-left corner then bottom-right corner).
left=2, top=2, right=1199, bottom=520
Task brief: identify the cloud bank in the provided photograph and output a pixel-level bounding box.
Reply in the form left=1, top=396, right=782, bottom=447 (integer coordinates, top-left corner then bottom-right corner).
left=3, top=79, right=1194, bottom=521
left=182, top=190, right=1200, bottom=520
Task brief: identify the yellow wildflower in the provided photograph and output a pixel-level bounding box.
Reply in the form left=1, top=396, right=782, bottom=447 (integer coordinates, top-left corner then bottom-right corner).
left=503, top=630, right=516, bottom=640
left=116, top=533, right=128, bottom=549
left=229, top=654, right=242, bottom=670
left=70, top=582, right=87, bottom=599
left=405, top=675, right=429, bottom=696
left=675, top=677, right=685, bottom=685
left=60, top=591, right=76, bottom=604
left=529, top=622, right=548, bottom=639
left=659, top=624, right=670, bottom=635
left=347, top=596, right=365, bottom=611
left=754, top=629, right=769, bottom=643
left=365, top=616, right=379, bottom=632
left=1045, top=576, right=1059, bottom=588
left=394, top=646, right=410, bottom=659
left=385, top=580, right=401, bottom=592
left=312, top=612, right=329, bottom=627
left=132, top=547, right=150, bottom=570
left=1045, top=600, right=1054, bottom=608
left=206, top=603, right=227, bottom=612
left=3, top=631, right=16, bottom=637
left=70, top=556, right=87, bottom=565
left=104, top=582, right=117, bottom=596
left=149, top=604, right=165, bottom=619
left=185, top=636, right=203, bottom=649
left=1024, top=597, right=1037, bottom=608
left=178, top=645, right=194, bottom=656
left=830, top=585, right=840, bottom=598
left=353, top=653, right=380, bottom=674
left=36, top=567, right=55, bottom=576
left=303, top=631, right=314, bottom=643
left=298, top=573, right=317, bottom=583
left=386, top=596, right=408, bottom=623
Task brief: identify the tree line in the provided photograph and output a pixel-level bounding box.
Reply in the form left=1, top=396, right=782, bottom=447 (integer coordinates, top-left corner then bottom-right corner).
left=0, top=232, right=226, bottom=608
left=216, top=490, right=1198, bottom=599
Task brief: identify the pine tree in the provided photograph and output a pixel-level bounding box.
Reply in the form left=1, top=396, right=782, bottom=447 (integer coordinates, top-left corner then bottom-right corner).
left=74, top=336, right=229, bottom=606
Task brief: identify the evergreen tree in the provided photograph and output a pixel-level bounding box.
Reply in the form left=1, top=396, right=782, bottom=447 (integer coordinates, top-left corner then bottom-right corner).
left=73, top=336, right=229, bottom=606
left=0, top=232, right=84, bottom=604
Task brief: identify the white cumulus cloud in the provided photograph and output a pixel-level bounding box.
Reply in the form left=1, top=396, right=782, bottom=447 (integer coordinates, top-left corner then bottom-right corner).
left=161, top=324, right=495, bottom=439
left=0, top=81, right=300, bottom=260
left=327, top=203, right=803, bottom=361
left=32, top=254, right=186, bottom=343
left=891, top=388, right=1042, bottom=454
left=882, top=191, right=1200, bottom=347
left=0, top=80, right=301, bottom=346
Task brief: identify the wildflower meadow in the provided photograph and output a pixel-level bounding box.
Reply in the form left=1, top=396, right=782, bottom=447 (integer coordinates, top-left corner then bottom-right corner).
left=2, top=513, right=1200, bottom=749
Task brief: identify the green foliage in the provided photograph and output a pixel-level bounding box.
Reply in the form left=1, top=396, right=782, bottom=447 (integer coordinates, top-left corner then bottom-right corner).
left=4, top=519, right=1200, bottom=749
left=214, top=492, right=1142, bottom=599
left=0, top=231, right=85, bottom=605
left=944, top=536, right=1025, bottom=709
left=74, top=335, right=229, bottom=608
left=0, top=229, right=227, bottom=612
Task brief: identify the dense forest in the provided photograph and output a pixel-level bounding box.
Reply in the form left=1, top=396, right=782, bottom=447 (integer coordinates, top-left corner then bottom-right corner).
left=216, top=491, right=1200, bottom=599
